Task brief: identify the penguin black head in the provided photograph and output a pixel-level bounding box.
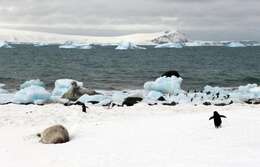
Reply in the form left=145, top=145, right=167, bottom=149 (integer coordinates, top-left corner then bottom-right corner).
left=213, top=111, right=219, bottom=116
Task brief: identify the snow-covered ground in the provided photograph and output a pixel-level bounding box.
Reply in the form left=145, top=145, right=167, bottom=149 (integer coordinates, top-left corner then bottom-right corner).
left=0, top=103, right=259, bottom=167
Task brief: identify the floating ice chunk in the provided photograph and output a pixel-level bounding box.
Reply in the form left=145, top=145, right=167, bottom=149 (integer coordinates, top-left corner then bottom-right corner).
left=13, top=85, right=51, bottom=104
left=0, top=93, right=14, bottom=104
left=231, top=84, right=260, bottom=101
left=20, top=79, right=45, bottom=89
left=51, top=79, right=83, bottom=97
left=155, top=43, right=183, bottom=48
left=59, top=41, right=92, bottom=49
left=33, top=42, right=49, bottom=47
left=184, top=41, right=223, bottom=47
left=0, top=41, right=12, bottom=48
left=144, top=76, right=183, bottom=95
left=115, top=41, right=146, bottom=50
left=226, top=42, right=246, bottom=47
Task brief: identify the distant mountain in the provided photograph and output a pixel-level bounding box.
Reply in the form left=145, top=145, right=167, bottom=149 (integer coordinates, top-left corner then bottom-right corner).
left=0, top=28, right=189, bottom=45
left=151, top=31, right=189, bottom=44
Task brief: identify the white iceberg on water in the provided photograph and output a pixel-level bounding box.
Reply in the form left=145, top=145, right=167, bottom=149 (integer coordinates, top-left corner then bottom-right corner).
left=0, top=41, right=12, bottom=48
left=20, top=79, right=45, bottom=89
left=115, top=41, right=146, bottom=50
left=59, top=41, right=92, bottom=49
left=155, top=43, right=183, bottom=48
left=226, top=42, right=246, bottom=47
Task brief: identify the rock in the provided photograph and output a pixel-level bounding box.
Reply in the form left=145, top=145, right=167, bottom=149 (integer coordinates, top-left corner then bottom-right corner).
left=244, top=98, right=260, bottom=104
left=163, top=101, right=178, bottom=106
left=158, top=96, right=166, bottom=101
left=161, top=71, right=180, bottom=78
left=122, top=97, right=143, bottom=106
left=203, top=102, right=211, bottom=106
left=39, top=125, right=70, bottom=144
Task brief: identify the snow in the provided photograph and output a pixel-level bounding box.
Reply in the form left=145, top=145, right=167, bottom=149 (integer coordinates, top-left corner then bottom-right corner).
left=59, top=41, right=92, bottom=49
left=155, top=43, right=183, bottom=48
left=115, top=41, right=146, bottom=50
left=13, top=85, right=51, bottom=105
left=0, top=103, right=260, bottom=167
left=226, top=42, right=246, bottom=47
left=0, top=41, right=12, bottom=48
left=20, top=79, right=45, bottom=89
left=51, top=79, right=83, bottom=98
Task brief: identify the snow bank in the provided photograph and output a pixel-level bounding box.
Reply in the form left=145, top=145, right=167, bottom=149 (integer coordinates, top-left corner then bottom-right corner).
left=155, top=43, right=183, bottom=48
left=226, top=42, right=246, bottom=47
left=59, top=41, right=92, bottom=49
left=115, top=41, right=146, bottom=50
left=13, top=85, right=51, bottom=105
left=1, top=104, right=260, bottom=167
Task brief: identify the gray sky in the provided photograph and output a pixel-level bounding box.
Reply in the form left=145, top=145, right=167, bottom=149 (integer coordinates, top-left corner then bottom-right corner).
left=0, top=0, right=259, bottom=40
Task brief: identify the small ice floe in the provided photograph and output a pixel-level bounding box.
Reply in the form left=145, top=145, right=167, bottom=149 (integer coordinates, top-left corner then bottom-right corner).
left=144, top=76, right=183, bottom=95
left=13, top=85, right=51, bottom=105
left=33, top=42, right=49, bottom=47
left=59, top=41, right=92, bottom=49
left=115, top=41, right=146, bottom=50
left=0, top=41, right=13, bottom=48
left=20, top=79, right=45, bottom=89
left=184, top=41, right=223, bottom=47
left=155, top=43, right=183, bottom=48
left=226, top=42, right=246, bottom=47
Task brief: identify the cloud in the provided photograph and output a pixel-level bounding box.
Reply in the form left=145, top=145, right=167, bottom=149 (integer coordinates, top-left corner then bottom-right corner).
left=0, top=0, right=259, bottom=40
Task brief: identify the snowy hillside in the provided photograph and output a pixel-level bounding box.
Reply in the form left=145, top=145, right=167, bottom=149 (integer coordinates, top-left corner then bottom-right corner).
left=0, top=28, right=188, bottom=45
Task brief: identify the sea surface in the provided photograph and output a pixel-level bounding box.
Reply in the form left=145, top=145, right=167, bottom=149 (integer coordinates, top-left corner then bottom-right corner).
left=0, top=44, right=260, bottom=91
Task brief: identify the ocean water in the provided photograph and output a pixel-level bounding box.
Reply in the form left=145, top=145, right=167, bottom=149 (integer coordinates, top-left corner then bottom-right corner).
left=0, top=44, right=260, bottom=91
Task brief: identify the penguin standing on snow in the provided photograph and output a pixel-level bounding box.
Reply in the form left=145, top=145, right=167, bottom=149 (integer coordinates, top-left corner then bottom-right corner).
left=209, top=111, right=227, bottom=128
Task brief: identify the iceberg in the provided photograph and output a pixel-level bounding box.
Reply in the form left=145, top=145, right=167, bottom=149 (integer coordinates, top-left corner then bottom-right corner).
left=33, top=42, right=49, bottom=47
left=20, top=79, right=45, bottom=89
left=59, top=41, right=92, bottom=49
left=13, top=85, right=51, bottom=104
left=155, top=43, right=183, bottom=48
left=226, top=42, right=246, bottom=47
left=184, top=41, right=223, bottom=47
left=144, top=76, right=183, bottom=95
left=115, top=41, right=146, bottom=50
left=0, top=41, right=12, bottom=48
left=51, top=79, right=83, bottom=97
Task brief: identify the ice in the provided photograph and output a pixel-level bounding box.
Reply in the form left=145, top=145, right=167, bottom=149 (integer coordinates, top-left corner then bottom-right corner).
left=144, top=76, right=184, bottom=95
left=20, top=79, right=45, bottom=89
left=155, top=43, right=183, bottom=48
left=0, top=41, right=12, bottom=48
left=111, top=92, right=129, bottom=105
left=115, top=41, right=146, bottom=50
left=145, top=90, right=164, bottom=101
left=184, top=41, right=223, bottom=47
left=231, top=84, right=260, bottom=101
left=13, top=85, right=51, bottom=104
left=77, top=94, right=111, bottom=105
left=51, top=79, right=83, bottom=97
left=33, top=42, right=49, bottom=47
left=59, top=41, right=92, bottom=49
left=226, top=42, right=246, bottom=47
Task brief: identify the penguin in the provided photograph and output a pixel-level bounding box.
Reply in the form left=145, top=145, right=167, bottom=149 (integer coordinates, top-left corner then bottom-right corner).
left=209, top=111, right=226, bottom=128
